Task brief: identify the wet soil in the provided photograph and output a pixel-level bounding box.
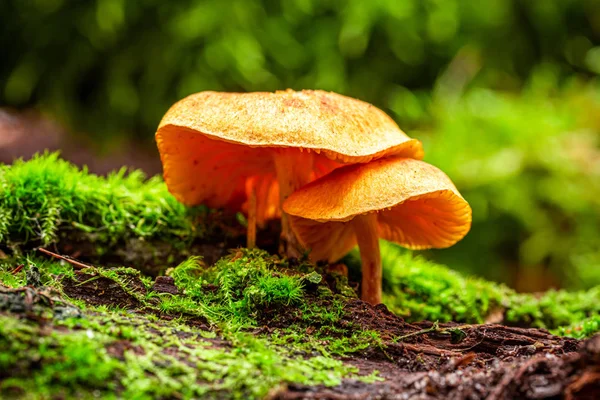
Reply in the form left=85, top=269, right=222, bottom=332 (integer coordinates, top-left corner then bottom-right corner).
left=62, top=271, right=146, bottom=309
left=272, top=300, right=598, bottom=399
left=277, top=338, right=600, bottom=400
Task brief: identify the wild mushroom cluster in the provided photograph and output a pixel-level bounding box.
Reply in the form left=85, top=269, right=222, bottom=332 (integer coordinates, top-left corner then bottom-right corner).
left=156, top=89, right=471, bottom=305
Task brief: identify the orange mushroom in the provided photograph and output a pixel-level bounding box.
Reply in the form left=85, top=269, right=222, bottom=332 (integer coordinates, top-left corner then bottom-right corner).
left=156, top=90, right=424, bottom=255
left=283, top=157, right=472, bottom=305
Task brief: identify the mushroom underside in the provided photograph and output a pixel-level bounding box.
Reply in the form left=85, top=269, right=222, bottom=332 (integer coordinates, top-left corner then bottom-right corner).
left=156, top=126, right=344, bottom=224
left=288, top=191, right=472, bottom=263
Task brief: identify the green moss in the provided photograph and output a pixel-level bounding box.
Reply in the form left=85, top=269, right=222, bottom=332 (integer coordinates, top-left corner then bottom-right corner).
left=1, top=245, right=597, bottom=398
left=267, top=326, right=384, bottom=359
left=508, top=287, right=600, bottom=329
left=0, top=315, right=121, bottom=398
left=165, top=250, right=367, bottom=357
left=0, top=152, right=205, bottom=251
left=552, top=315, right=600, bottom=339
left=191, top=249, right=306, bottom=320
left=169, top=249, right=350, bottom=330
left=0, top=250, right=380, bottom=398
left=0, top=305, right=362, bottom=399
left=374, top=241, right=600, bottom=329
left=372, top=241, right=511, bottom=323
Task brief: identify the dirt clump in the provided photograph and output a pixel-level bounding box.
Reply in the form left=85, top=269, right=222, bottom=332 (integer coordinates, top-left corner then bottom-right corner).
left=151, top=276, right=178, bottom=295
left=62, top=270, right=146, bottom=309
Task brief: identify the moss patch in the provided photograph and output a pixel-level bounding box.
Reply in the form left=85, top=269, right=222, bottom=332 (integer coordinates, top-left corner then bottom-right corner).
left=0, top=312, right=358, bottom=399
left=0, top=153, right=246, bottom=275
left=0, top=153, right=201, bottom=247
left=0, top=256, right=374, bottom=399
left=552, top=315, right=600, bottom=340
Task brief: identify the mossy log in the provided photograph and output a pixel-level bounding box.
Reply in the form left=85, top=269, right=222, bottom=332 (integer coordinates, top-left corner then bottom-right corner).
left=1, top=250, right=599, bottom=399
left=0, top=155, right=599, bottom=398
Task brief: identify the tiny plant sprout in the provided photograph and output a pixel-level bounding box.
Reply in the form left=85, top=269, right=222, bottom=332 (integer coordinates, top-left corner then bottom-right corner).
left=283, top=157, right=472, bottom=305
left=155, top=90, right=423, bottom=255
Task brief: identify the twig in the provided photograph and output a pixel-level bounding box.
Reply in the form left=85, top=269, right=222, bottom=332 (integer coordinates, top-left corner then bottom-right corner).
left=12, top=264, right=24, bottom=274
left=395, top=322, right=476, bottom=342
left=395, top=321, right=441, bottom=342
left=393, top=342, right=462, bottom=358
left=37, top=248, right=92, bottom=270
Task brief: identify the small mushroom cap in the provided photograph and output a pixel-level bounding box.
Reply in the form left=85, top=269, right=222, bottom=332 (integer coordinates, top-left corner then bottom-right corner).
left=283, top=157, right=472, bottom=262
left=156, top=90, right=423, bottom=221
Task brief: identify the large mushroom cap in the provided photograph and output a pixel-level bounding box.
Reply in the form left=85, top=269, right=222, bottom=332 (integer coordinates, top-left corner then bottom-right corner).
left=156, top=90, right=423, bottom=221
left=283, top=157, right=472, bottom=262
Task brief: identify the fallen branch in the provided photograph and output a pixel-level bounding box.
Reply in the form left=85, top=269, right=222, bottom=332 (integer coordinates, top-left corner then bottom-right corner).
left=37, top=248, right=92, bottom=270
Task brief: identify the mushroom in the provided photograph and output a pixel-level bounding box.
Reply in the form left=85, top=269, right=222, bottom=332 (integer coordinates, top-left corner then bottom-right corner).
left=282, top=157, right=472, bottom=305
left=156, top=90, right=423, bottom=255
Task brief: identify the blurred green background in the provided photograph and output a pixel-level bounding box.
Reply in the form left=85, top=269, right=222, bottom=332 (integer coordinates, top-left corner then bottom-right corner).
left=1, top=0, right=599, bottom=291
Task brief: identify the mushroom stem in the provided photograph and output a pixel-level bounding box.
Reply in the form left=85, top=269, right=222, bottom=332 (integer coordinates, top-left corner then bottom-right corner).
left=273, top=149, right=314, bottom=257
left=247, top=185, right=257, bottom=249
left=352, top=213, right=382, bottom=305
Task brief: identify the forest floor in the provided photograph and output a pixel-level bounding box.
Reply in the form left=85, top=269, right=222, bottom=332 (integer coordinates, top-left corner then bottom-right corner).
left=0, top=154, right=599, bottom=399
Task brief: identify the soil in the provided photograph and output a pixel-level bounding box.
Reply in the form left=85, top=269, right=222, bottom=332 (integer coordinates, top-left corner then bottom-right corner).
left=272, top=302, right=598, bottom=399
left=62, top=271, right=146, bottom=309
left=48, top=265, right=599, bottom=400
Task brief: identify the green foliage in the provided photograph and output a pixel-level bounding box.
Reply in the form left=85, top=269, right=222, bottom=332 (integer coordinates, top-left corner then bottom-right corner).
left=375, top=241, right=511, bottom=323
left=376, top=241, right=600, bottom=330
left=0, top=152, right=202, bottom=250
left=508, top=287, right=600, bottom=330
left=0, top=313, right=359, bottom=399
left=1, top=0, right=598, bottom=142
left=422, top=80, right=600, bottom=289
left=552, top=315, right=600, bottom=339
